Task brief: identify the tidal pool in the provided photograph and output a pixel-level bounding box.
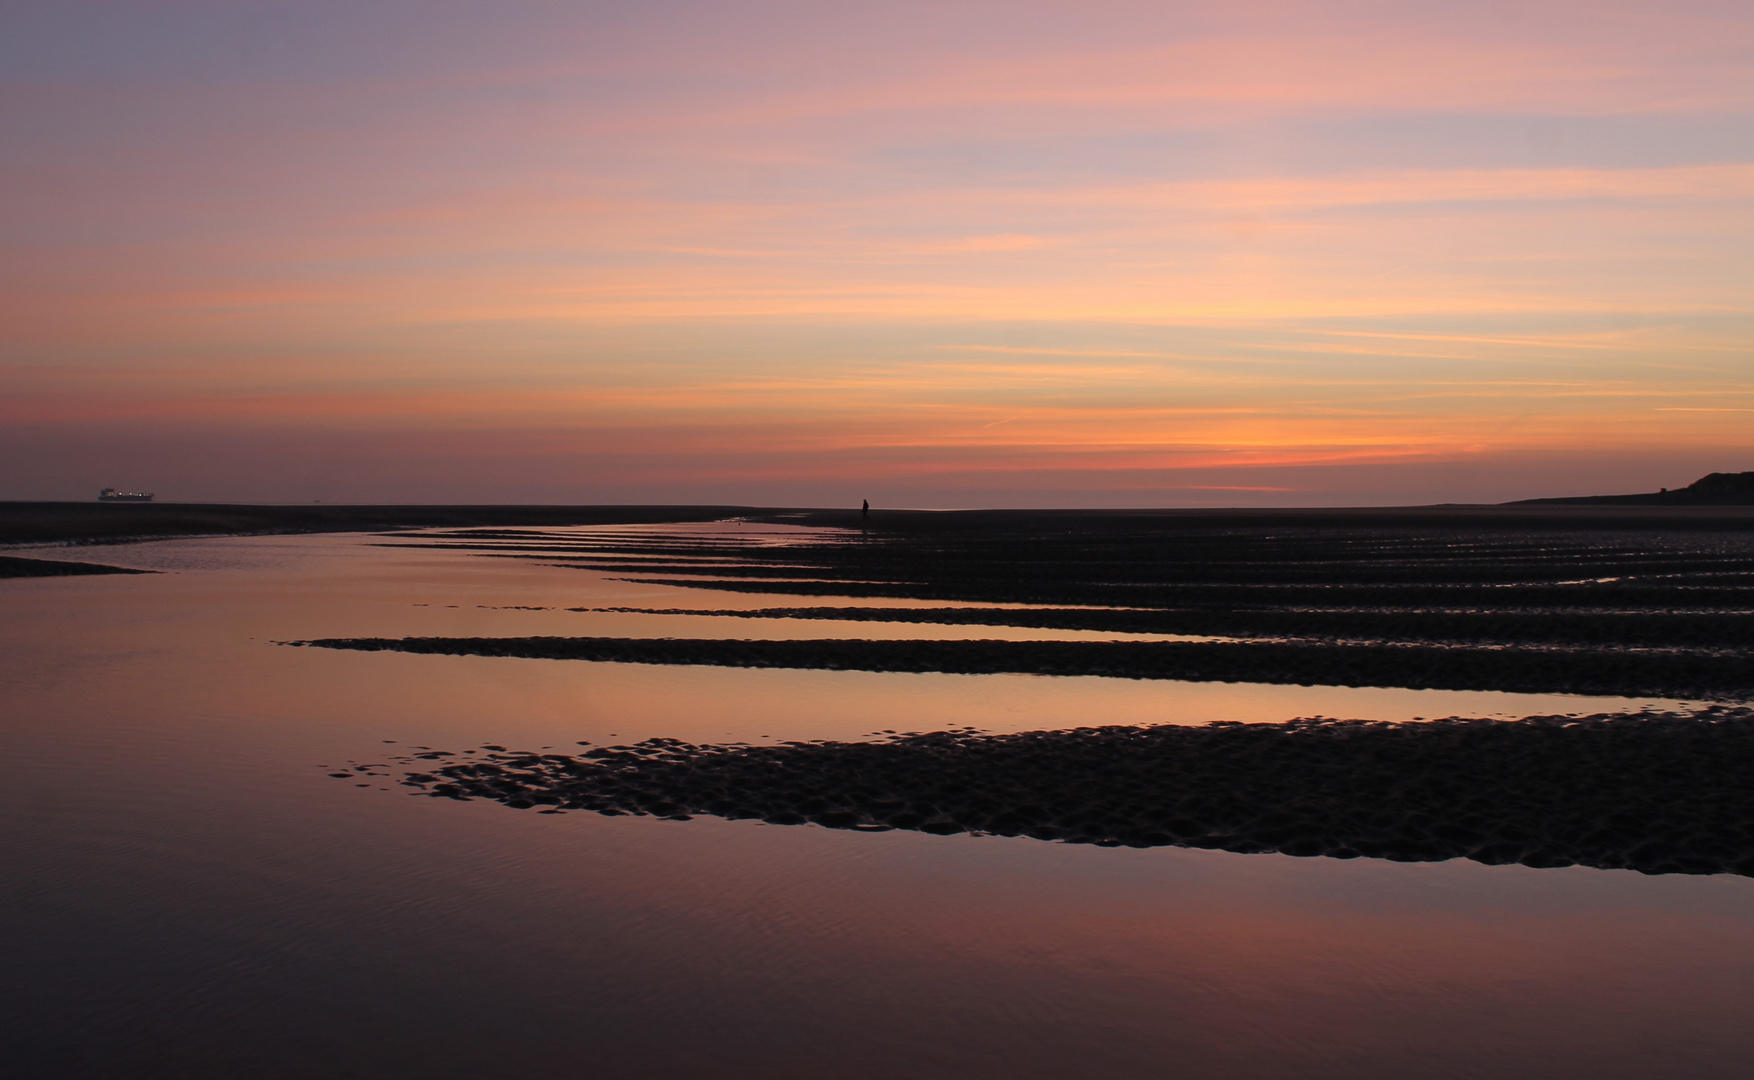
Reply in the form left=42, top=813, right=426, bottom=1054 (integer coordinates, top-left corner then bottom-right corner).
left=4, top=527, right=1751, bottom=1079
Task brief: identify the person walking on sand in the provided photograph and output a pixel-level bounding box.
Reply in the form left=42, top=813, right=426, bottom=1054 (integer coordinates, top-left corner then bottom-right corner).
left=862, top=499, right=869, bottom=520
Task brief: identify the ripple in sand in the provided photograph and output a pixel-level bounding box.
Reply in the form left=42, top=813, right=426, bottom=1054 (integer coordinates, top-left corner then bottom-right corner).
left=355, top=708, right=1754, bottom=879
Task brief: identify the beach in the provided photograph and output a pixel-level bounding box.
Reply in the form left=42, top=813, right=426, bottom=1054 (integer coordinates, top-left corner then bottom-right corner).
left=5, top=506, right=1754, bottom=1077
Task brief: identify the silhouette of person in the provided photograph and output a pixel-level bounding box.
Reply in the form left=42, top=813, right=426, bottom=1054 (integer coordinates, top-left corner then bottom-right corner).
left=861, top=499, right=869, bottom=519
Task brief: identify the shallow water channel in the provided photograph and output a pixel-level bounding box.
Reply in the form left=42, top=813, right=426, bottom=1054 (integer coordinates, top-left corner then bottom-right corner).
left=5, top=525, right=1753, bottom=1079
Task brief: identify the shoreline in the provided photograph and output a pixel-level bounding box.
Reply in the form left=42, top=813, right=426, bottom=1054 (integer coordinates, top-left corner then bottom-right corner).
left=0, top=502, right=764, bottom=548
left=0, top=554, right=154, bottom=580
left=289, top=635, right=1754, bottom=701
left=6, top=500, right=1754, bottom=549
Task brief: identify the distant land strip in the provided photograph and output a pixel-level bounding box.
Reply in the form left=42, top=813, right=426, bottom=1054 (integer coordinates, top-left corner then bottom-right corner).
left=354, top=709, right=1754, bottom=878
left=8, top=501, right=1754, bottom=550
left=288, top=636, right=1754, bottom=701
left=1516, top=470, right=1754, bottom=506
left=0, top=503, right=760, bottom=547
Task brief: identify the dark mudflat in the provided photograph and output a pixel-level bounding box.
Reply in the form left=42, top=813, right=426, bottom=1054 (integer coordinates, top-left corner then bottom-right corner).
left=0, top=555, right=153, bottom=579
left=405, top=507, right=1754, bottom=625
left=368, top=507, right=1754, bottom=696
left=372, top=709, right=1754, bottom=877
left=290, top=635, right=1754, bottom=700
left=583, top=605, right=1754, bottom=649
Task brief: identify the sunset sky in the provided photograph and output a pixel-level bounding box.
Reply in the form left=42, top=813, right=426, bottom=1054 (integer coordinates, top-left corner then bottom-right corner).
left=3, top=0, right=1751, bottom=506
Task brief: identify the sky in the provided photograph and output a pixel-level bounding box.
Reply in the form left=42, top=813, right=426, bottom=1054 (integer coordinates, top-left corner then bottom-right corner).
left=2, top=0, right=1751, bottom=507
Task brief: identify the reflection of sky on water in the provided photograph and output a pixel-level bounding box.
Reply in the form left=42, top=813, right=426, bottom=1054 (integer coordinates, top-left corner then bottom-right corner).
left=3, top=526, right=1750, bottom=1078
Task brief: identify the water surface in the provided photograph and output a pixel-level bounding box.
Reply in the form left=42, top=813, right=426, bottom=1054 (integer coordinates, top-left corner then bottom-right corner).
left=5, top=527, right=1752, bottom=1078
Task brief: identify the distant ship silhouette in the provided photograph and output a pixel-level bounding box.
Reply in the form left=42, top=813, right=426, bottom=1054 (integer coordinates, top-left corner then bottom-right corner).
left=97, top=487, right=153, bottom=502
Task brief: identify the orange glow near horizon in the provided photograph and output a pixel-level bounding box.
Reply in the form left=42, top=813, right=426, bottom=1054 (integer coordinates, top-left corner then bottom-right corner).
left=3, top=1, right=1751, bottom=506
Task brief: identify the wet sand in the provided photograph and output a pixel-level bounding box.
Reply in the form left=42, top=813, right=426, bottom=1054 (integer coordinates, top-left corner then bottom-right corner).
left=294, top=634, right=1754, bottom=700
left=0, top=555, right=152, bottom=579
left=340, top=507, right=1754, bottom=700
left=580, top=604, right=1754, bottom=649
left=372, top=709, right=1754, bottom=877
